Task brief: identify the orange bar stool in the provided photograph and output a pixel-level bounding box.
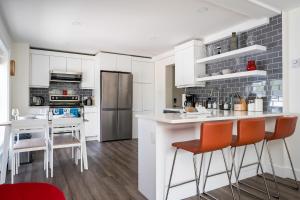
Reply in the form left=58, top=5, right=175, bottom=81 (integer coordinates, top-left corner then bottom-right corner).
left=165, top=120, right=236, bottom=200
left=230, top=118, right=271, bottom=199
left=257, top=116, right=299, bottom=197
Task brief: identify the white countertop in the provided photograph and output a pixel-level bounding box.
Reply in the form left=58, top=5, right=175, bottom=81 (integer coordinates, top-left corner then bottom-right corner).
left=136, top=110, right=284, bottom=124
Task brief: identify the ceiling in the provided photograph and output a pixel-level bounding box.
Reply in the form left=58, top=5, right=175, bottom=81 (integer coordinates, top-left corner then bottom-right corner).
left=0, top=0, right=299, bottom=57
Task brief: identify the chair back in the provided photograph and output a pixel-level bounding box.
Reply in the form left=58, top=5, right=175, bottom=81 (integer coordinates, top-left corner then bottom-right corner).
left=11, top=119, right=49, bottom=140
left=200, top=120, right=233, bottom=152
left=237, top=118, right=265, bottom=146
left=273, top=116, right=298, bottom=140
left=51, top=118, right=82, bottom=134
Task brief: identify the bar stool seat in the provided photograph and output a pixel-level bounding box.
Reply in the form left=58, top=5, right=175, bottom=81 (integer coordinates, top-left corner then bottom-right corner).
left=264, top=131, right=275, bottom=140
left=172, top=140, right=202, bottom=153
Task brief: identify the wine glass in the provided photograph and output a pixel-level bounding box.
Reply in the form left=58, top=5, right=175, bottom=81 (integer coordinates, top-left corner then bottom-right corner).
left=11, top=108, right=19, bottom=120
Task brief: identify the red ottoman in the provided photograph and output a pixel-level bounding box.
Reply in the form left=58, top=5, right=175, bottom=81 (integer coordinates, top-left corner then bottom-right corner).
left=0, top=183, right=65, bottom=200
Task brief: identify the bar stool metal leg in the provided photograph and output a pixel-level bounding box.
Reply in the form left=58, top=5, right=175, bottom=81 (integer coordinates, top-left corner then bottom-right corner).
left=202, top=152, right=213, bottom=194
left=254, top=143, right=271, bottom=200
left=193, top=154, right=200, bottom=198
left=165, top=148, right=178, bottom=200
left=230, top=147, right=241, bottom=199
left=221, top=149, right=236, bottom=200
left=265, top=141, right=280, bottom=197
left=283, top=138, right=299, bottom=190
left=197, top=153, right=204, bottom=187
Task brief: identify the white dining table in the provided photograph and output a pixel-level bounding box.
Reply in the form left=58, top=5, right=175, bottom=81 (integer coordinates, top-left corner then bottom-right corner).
left=0, top=116, right=89, bottom=184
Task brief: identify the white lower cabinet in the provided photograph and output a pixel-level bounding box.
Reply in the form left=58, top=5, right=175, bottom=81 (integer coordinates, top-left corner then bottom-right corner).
left=84, top=107, right=99, bottom=140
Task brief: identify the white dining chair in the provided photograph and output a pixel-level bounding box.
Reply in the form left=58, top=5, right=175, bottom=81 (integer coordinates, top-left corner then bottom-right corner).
left=10, top=119, right=49, bottom=183
left=50, top=118, right=83, bottom=178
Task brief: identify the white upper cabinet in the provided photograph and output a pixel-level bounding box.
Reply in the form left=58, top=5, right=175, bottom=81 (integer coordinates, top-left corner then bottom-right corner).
left=50, top=56, right=67, bottom=72
left=174, top=40, right=206, bottom=88
left=99, top=53, right=117, bottom=71
left=132, top=59, right=154, bottom=83
left=116, top=55, right=132, bottom=72
left=81, top=58, right=95, bottom=89
left=67, top=57, right=82, bottom=72
left=30, top=54, right=50, bottom=87
left=142, top=83, right=154, bottom=111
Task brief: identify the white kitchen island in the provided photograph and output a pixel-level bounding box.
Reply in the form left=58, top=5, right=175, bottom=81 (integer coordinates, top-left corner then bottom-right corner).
left=136, top=110, right=284, bottom=200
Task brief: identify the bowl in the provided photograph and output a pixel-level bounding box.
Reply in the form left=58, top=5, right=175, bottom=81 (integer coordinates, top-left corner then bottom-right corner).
left=222, top=69, right=232, bottom=75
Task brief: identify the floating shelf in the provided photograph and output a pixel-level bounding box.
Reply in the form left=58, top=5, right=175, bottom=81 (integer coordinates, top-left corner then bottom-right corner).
left=196, top=45, right=267, bottom=64
left=196, top=70, right=267, bottom=82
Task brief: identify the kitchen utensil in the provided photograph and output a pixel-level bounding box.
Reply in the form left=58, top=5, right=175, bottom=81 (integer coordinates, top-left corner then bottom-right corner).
left=32, top=96, right=45, bottom=106
left=217, top=46, right=222, bottom=54
left=247, top=60, right=257, bottom=71
left=246, top=33, right=255, bottom=46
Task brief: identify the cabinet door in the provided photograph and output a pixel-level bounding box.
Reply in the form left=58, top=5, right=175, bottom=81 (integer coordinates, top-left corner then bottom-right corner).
left=141, top=62, right=154, bottom=84
left=30, top=54, right=50, bottom=87
left=67, top=57, right=82, bottom=72
left=133, top=83, right=142, bottom=112
left=81, top=59, right=95, bottom=89
left=132, top=60, right=143, bottom=82
left=50, top=56, right=67, bottom=71
left=116, top=55, right=132, bottom=72
left=183, top=48, right=195, bottom=85
left=100, top=53, right=117, bottom=71
left=175, top=50, right=184, bottom=86
left=85, top=112, right=98, bottom=137
left=142, top=83, right=154, bottom=111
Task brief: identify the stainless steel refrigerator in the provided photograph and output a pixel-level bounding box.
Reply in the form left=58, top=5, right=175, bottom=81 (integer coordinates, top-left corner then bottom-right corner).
left=100, top=71, right=133, bottom=141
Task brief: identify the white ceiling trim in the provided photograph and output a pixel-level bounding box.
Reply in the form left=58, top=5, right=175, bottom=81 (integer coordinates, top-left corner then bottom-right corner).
left=203, top=17, right=269, bottom=44
left=248, top=0, right=281, bottom=14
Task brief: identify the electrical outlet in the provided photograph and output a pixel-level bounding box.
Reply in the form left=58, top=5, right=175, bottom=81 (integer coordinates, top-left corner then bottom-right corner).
left=292, top=58, right=300, bottom=68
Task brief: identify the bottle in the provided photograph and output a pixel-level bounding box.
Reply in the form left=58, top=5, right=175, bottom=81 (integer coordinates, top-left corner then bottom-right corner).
left=213, top=100, right=217, bottom=109
left=255, top=98, right=263, bottom=112
left=230, top=32, right=238, bottom=50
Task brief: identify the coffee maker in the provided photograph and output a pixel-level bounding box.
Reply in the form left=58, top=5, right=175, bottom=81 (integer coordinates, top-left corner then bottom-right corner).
left=182, top=94, right=196, bottom=108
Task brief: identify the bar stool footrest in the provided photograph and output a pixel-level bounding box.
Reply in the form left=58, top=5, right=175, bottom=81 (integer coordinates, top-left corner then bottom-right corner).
left=257, top=174, right=299, bottom=191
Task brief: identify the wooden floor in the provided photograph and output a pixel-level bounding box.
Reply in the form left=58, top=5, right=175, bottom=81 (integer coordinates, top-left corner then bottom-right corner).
left=6, top=140, right=300, bottom=200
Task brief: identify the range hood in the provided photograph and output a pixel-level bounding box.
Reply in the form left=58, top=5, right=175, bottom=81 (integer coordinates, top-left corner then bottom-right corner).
left=50, top=71, right=82, bottom=83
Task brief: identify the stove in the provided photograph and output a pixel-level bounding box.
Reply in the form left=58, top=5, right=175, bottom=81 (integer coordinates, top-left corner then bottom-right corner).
left=49, top=95, right=81, bottom=107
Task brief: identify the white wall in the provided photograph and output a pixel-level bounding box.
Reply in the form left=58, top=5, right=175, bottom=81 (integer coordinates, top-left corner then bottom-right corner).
left=154, top=52, right=174, bottom=114
left=11, top=43, right=30, bottom=115
left=280, top=8, right=300, bottom=178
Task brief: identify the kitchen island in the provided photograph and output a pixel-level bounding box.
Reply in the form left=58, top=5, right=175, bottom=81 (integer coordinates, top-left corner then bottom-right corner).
left=136, top=110, right=284, bottom=200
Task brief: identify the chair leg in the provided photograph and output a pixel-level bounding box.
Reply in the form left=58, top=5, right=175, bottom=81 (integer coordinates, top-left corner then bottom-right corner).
left=197, top=153, right=204, bottom=188
left=256, top=140, right=265, bottom=175
left=221, top=149, right=236, bottom=200
left=80, top=147, right=83, bottom=173
left=72, top=147, right=74, bottom=159
left=202, top=152, right=213, bottom=194
left=165, top=148, right=178, bottom=200
left=16, top=153, right=19, bottom=175
left=265, top=141, right=280, bottom=198
left=51, top=149, right=54, bottom=178
left=46, top=149, right=49, bottom=178
left=192, top=154, right=200, bottom=197
left=237, top=145, right=247, bottom=180
left=230, top=147, right=241, bottom=199
left=283, top=139, right=299, bottom=190
left=11, top=153, right=15, bottom=184
left=254, top=143, right=271, bottom=199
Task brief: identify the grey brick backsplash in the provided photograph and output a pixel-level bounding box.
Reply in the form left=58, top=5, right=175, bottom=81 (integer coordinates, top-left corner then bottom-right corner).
left=30, top=82, right=93, bottom=106
left=187, top=14, right=283, bottom=112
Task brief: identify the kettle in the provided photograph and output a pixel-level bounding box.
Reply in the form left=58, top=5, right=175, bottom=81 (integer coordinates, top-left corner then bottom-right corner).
left=32, top=96, right=45, bottom=106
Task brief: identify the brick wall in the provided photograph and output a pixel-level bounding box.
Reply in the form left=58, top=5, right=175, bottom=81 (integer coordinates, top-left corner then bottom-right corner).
left=30, top=82, right=93, bottom=106
left=187, top=14, right=283, bottom=112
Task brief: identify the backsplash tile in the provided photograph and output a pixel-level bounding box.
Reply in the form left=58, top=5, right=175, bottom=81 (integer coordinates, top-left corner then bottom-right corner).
left=187, top=14, right=283, bottom=112
left=30, top=82, right=93, bottom=106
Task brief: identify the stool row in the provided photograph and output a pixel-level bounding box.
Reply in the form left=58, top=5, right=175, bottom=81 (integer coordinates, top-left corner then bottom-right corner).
left=166, top=116, right=299, bottom=200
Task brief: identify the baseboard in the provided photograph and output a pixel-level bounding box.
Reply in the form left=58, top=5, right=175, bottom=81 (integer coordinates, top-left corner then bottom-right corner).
left=86, top=136, right=99, bottom=141
left=264, top=164, right=300, bottom=179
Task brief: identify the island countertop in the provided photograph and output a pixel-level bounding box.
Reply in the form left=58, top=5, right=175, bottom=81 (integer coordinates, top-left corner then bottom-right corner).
left=136, top=110, right=284, bottom=124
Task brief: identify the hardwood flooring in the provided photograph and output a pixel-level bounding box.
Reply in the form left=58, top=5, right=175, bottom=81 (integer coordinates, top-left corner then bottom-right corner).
left=6, top=140, right=300, bottom=200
